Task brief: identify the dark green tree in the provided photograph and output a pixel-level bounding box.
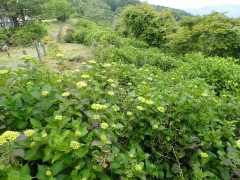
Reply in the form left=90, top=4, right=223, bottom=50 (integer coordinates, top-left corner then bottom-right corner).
left=118, top=3, right=177, bottom=47
left=167, top=12, right=240, bottom=58
left=0, top=0, right=47, bottom=28
left=44, top=0, right=76, bottom=22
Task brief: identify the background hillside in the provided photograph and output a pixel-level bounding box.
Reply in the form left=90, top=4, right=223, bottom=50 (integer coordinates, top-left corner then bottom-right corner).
left=185, top=4, right=240, bottom=18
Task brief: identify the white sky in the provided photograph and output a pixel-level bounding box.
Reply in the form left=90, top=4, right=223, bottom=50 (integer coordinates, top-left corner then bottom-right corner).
left=140, top=0, right=240, bottom=9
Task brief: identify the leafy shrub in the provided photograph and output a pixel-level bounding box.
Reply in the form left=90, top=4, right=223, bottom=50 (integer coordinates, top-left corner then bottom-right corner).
left=41, top=36, right=62, bottom=56
left=0, top=59, right=240, bottom=179
left=123, top=38, right=149, bottom=48
left=12, top=23, right=47, bottom=46
left=179, top=53, right=240, bottom=95
left=84, top=30, right=123, bottom=47
left=0, top=28, right=12, bottom=45
left=64, top=28, right=75, bottom=43
left=92, top=45, right=181, bottom=71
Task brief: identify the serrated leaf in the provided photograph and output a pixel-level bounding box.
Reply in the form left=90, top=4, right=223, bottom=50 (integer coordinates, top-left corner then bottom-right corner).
left=24, top=149, right=41, bottom=161
left=52, top=153, right=63, bottom=163
left=30, top=118, right=42, bottom=128
left=42, top=84, right=52, bottom=92
left=51, top=160, right=65, bottom=176
left=116, top=123, right=124, bottom=129
left=12, top=149, right=25, bottom=158
left=91, top=140, right=103, bottom=147
left=17, top=134, right=27, bottom=141
left=19, top=164, right=30, bottom=175
left=221, top=159, right=233, bottom=165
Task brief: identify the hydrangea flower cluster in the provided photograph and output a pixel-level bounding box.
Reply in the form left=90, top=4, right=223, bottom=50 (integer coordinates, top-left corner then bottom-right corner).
left=61, top=92, right=70, bottom=97
left=70, top=141, right=80, bottom=150
left=24, top=129, right=35, bottom=137
left=91, top=104, right=107, bottom=110
left=100, top=123, right=109, bottom=129
left=41, top=91, right=49, bottom=97
left=22, top=55, right=33, bottom=60
left=76, top=81, right=87, bottom=88
left=0, top=131, right=20, bottom=145
left=200, top=152, right=208, bottom=158
left=0, top=70, right=8, bottom=75
left=157, top=107, right=165, bottom=113
left=55, top=115, right=63, bottom=121
left=81, top=74, right=90, bottom=79
left=236, top=140, right=240, bottom=148
left=135, top=164, right=142, bottom=171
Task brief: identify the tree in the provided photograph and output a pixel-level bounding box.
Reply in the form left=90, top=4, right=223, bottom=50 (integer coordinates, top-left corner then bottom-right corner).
left=0, top=0, right=47, bottom=28
left=118, top=3, right=177, bottom=47
left=45, top=0, right=75, bottom=22
left=167, top=12, right=240, bottom=58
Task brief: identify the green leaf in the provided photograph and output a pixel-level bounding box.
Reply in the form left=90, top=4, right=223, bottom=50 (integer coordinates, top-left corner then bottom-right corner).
left=187, top=113, right=198, bottom=127
left=62, top=154, right=72, bottom=165
left=78, top=125, right=88, bottom=137
left=114, top=169, right=124, bottom=174
left=220, top=168, right=229, bottom=180
left=19, top=164, right=30, bottom=176
left=116, top=123, right=124, bottom=129
left=97, top=172, right=110, bottom=180
left=44, top=146, right=52, bottom=157
left=74, top=147, right=88, bottom=158
left=91, top=140, right=103, bottom=147
left=24, top=149, right=41, bottom=161
left=171, top=163, right=180, bottom=174
left=58, top=130, right=70, bottom=143
left=233, top=168, right=240, bottom=177
left=8, top=169, right=19, bottom=180
left=10, top=110, right=22, bottom=119
left=36, top=165, right=48, bottom=180
left=51, top=160, right=65, bottom=176
left=58, top=117, right=71, bottom=130
left=79, top=169, right=91, bottom=179
left=52, top=153, right=63, bottom=163
left=30, top=118, right=42, bottom=128
left=221, top=159, right=233, bottom=166
left=16, top=120, right=28, bottom=129
left=12, top=149, right=25, bottom=158
left=42, top=84, right=52, bottom=92
left=30, top=91, right=41, bottom=100
left=46, top=122, right=58, bottom=129
left=19, top=175, right=32, bottom=180
left=111, top=161, right=121, bottom=169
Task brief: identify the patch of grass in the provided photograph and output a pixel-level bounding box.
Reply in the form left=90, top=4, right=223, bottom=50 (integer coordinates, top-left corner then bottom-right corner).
left=0, top=43, right=93, bottom=70
left=1, top=18, right=89, bottom=70
left=42, top=18, right=78, bottom=42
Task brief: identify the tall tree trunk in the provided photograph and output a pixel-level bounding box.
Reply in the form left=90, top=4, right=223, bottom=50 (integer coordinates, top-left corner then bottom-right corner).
left=20, top=8, right=26, bottom=25
left=11, top=15, right=19, bottom=28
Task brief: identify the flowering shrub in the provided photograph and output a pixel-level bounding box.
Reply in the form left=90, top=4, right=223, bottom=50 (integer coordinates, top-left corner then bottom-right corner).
left=0, top=53, right=240, bottom=179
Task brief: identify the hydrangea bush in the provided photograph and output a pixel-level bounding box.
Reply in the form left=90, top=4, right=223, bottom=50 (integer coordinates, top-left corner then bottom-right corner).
left=0, top=54, right=240, bottom=179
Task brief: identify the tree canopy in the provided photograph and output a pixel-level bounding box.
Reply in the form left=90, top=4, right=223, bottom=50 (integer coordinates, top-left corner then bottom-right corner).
left=44, top=0, right=76, bottom=22
left=0, top=0, right=47, bottom=27
left=118, top=3, right=177, bottom=47
left=167, top=12, right=240, bottom=58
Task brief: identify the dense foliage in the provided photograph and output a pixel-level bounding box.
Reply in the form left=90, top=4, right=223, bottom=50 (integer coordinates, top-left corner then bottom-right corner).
left=0, top=24, right=47, bottom=46
left=0, top=0, right=47, bottom=28
left=167, top=12, right=240, bottom=58
left=44, top=0, right=75, bottom=22
left=118, top=3, right=177, bottom=47
left=0, top=46, right=240, bottom=179
left=1, top=1, right=240, bottom=179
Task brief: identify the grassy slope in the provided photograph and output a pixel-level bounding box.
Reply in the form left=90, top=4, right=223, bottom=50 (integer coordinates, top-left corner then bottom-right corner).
left=0, top=19, right=92, bottom=69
